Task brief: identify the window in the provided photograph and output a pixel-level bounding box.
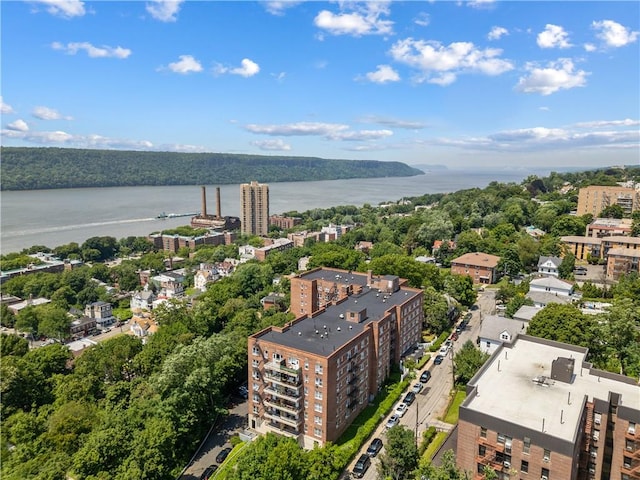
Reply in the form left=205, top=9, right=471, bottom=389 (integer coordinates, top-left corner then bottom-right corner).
left=623, top=457, right=632, bottom=469
left=541, top=467, right=549, bottom=479
left=315, top=391, right=323, bottom=400
left=315, top=364, right=323, bottom=374
left=521, top=460, right=528, bottom=473
left=304, top=361, right=309, bottom=370
left=523, top=436, right=531, bottom=454
left=252, top=346, right=260, bottom=356
left=594, top=412, right=602, bottom=425
left=253, top=383, right=259, bottom=391
left=479, top=445, right=486, bottom=457
left=497, top=433, right=506, bottom=444
left=543, top=449, right=550, bottom=462
left=480, top=427, right=487, bottom=438
left=314, top=415, right=322, bottom=425
left=629, top=422, right=636, bottom=435
left=315, top=378, right=323, bottom=387
left=314, top=403, right=322, bottom=413
left=314, top=427, right=322, bottom=437
left=252, top=359, right=259, bottom=367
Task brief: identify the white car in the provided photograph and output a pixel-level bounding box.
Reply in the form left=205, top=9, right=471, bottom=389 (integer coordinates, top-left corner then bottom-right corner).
left=439, top=345, right=450, bottom=356
left=412, top=383, right=424, bottom=394
left=385, top=414, right=400, bottom=429
left=395, top=402, right=408, bottom=417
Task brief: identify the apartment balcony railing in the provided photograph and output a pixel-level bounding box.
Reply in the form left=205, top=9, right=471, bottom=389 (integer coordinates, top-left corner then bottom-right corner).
left=263, top=397, right=301, bottom=415
left=265, top=360, right=300, bottom=376
left=264, top=371, right=301, bottom=388
left=266, top=421, right=300, bottom=438
left=264, top=384, right=301, bottom=401
left=264, top=410, right=303, bottom=428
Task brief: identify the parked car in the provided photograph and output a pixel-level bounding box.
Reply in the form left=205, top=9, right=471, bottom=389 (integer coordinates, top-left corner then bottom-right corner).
left=412, top=382, right=424, bottom=394
left=353, top=453, right=371, bottom=478
left=200, top=465, right=218, bottom=480
left=433, top=355, right=444, bottom=365
left=366, top=437, right=383, bottom=457
left=385, top=414, right=400, bottom=429
left=238, top=384, right=248, bottom=399
left=395, top=402, right=408, bottom=417
left=451, top=332, right=459, bottom=341
left=420, top=370, right=432, bottom=383
left=216, top=447, right=232, bottom=464
left=403, top=391, right=416, bottom=406
left=439, top=345, right=450, bottom=356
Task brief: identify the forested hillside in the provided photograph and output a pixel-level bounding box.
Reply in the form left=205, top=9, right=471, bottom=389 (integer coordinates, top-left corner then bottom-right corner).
left=0, top=147, right=423, bottom=190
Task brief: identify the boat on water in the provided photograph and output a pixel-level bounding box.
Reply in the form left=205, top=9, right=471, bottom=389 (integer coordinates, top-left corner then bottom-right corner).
left=156, top=212, right=168, bottom=219
left=157, top=212, right=198, bottom=219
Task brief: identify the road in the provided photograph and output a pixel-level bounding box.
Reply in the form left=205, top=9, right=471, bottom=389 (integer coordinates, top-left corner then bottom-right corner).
left=349, top=289, right=492, bottom=479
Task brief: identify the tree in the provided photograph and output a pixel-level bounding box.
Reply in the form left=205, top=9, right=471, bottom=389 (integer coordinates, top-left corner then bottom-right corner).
left=505, top=294, right=534, bottom=319
left=378, top=425, right=418, bottom=480
left=631, top=211, right=640, bottom=237
left=0, top=303, right=16, bottom=327
left=551, top=216, right=587, bottom=237
left=453, top=340, right=489, bottom=385
left=599, top=204, right=625, bottom=219
left=444, top=274, right=477, bottom=307
left=1, top=334, right=29, bottom=357
left=497, top=246, right=523, bottom=278
left=422, top=286, right=451, bottom=333
left=558, top=253, right=575, bottom=279
left=37, top=304, right=71, bottom=340
left=415, top=449, right=467, bottom=480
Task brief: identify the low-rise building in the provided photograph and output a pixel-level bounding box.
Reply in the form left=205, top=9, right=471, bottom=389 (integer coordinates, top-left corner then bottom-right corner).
left=151, top=271, right=185, bottom=299
left=561, top=236, right=603, bottom=261
left=7, top=296, right=51, bottom=314
left=606, top=247, right=640, bottom=281
left=537, top=256, right=562, bottom=277
left=586, top=218, right=633, bottom=238
left=450, top=252, right=501, bottom=284
left=269, top=215, right=302, bottom=230
left=84, top=301, right=116, bottom=327
left=529, top=277, right=574, bottom=297
left=478, top=315, right=528, bottom=355
left=70, top=316, right=97, bottom=336
left=254, top=238, right=294, bottom=262
left=577, top=185, right=640, bottom=217
left=457, top=335, right=640, bottom=480
left=130, top=288, right=156, bottom=312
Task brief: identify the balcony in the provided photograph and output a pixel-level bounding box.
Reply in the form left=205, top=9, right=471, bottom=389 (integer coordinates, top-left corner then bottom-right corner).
left=478, top=437, right=504, bottom=452
left=264, top=397, right=301, bottom=415
left=264, top=371, right=301, bottom=388
left=264, top=384, right=301, bottom=401
left=264, top=409, right=303, bottom=428
left=265, top=360, right=300, bottom=376
left=266, top=420, right=300, bottom=439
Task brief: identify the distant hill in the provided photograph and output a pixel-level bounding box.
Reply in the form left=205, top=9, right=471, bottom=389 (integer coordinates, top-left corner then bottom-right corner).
left=0, top=147, right=424, bottom=191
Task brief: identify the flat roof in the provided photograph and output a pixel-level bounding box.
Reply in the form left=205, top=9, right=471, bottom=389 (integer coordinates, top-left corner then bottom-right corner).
left=465, top=336, right=639, bottom=443
left=255, top=285, right=419, bottom=357
left=295, top=269, right=369, bottom=286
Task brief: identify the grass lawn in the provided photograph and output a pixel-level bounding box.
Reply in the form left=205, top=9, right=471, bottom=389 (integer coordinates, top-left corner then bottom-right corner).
left=442, top=390, right=466, bottom=424
left=422, top=431, right=448, bottom=460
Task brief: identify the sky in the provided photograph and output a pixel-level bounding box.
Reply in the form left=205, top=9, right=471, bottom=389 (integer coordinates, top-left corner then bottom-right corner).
left=1, top=0, right=639, bottom=170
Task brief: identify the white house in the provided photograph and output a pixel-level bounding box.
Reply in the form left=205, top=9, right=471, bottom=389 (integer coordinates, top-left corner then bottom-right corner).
left=130, top=287, right=156, bottom=312
left=537, top=256, right=562, bottom=277
left=84, top=301, right=116, bottom=327
left=528, top=276, right=574, bottom=296
left=151, top=271, right=184, bottom=298
left=194, top=263, right=219, bottom=292
left=478, top=315, right=528, bottom=355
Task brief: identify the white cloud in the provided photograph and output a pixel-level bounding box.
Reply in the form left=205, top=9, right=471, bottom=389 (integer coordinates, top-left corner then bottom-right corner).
left=215, top=58, right=260, bottom=77
left=414, top=12, right=430, bottom=27
left=488, top=26, right=508, bottom=40
left=537, top=24, right=572, bottom=49
left=1, top=97, right=15, bottom=114
left=146, top=0, right=184, bottom=22
left=245, top=122, right=349, bottom=136
left=574, top=119, right=640, bottom=128
left=466, top=0, right=495, bottom=9
left=271, top=72, right=287, bottom=82
left=583, top=43, right=597, bottom=52
left=429, top=123, right=639, bottom=152
left=539, top=106, right=550, bottom=111
left=51, top=41, right=132, bottom=58
left=6, top=119, right=29, bottom=132
left=592, top=20, right=639, bottom=47
left=263, top=1, right=302, bottom=16
left=389, top=38, right=513, bottom=85
left=359, top=115, right=427, bottom=129
left=314, top=2, right=393, bottom=37
left=1, top=128, right=157, bottom=150
left=32, top=106, right=72, bottom=120
left=327, top=129, right=393, bottom=141
left=251, top=139, right=292, bottom=151
left=165, top=55, right=203, bottom=74
left=29, top=0, right=86, bottom=18
left=362, top=65, right=400, bottom=84
left=516, top=58, right=588, bottom=95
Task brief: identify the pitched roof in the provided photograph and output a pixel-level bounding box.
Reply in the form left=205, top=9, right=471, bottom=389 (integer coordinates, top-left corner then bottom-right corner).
left=479, top=315, right=527, bottom=342
left=537, top=256, right=562, bottom=267
left=526, top=291, right=572, bottom=305
left=451, top=252, right=500, bottom=269
left=530, top=276, right=573, bottom=290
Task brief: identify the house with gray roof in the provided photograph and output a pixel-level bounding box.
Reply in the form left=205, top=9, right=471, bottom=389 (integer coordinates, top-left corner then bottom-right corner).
left=537, top=256, right=562, bottom=277
left=478, top=314, right=528, bottom=355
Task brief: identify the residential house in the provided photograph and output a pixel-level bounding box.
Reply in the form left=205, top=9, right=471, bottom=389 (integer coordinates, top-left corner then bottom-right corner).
left=254, top=238, right=294, bottom=262
left=84, top=301, right=116, bottom=327
left=527, top=277, right=575, bottom=308
left=450, top=252, right=501, bottom=284
left=7, top=296, right=51, bottom=314
left=151, top=271, right=185, bottom=299
left=432, top=239, right=456, bottom=253
left=512, top=305, right=542, bottom=323
left=478, top=314, right=528, bottom=355
left=194, top=263, right=219, bottom=292
left=130, top=288, right=157, bottom=312
left=129, top=314, right=158, bottom=340
left=70, top=316, right=97, bottom=337
left=355, top=241, right=373, bottom=254
left=537, top=256, right=562, bottom=277
left=260, top=294, right=286, bottom=311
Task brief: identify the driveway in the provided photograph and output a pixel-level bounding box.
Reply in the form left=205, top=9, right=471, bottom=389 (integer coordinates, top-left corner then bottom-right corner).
left=179, top=398, right=248, bottom=480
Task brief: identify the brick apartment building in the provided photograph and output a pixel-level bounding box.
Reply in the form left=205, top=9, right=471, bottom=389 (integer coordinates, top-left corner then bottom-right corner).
left=269, top=215, right=302, bottom=230
left=451, top=252, right=501, bottom=284
left=148, top=231, right=237, bottom=253
left=586, top=218, right=633, bottom=238
left=606, top=248, right=640, bottom=281
left=247, top=267, right=424, bottom=448
left=577, top=185, right=640, bottom=217
left=457, top=335, right=640, bottom=480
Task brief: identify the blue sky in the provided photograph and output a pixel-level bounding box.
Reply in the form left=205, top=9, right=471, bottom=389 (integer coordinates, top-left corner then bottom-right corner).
left=1, top=0, right=639, bottom=169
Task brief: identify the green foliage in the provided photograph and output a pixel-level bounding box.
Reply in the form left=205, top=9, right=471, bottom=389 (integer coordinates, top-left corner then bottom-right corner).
left=161, top=226, right=209, bottom=237
left=1, top=334, right=29, bottom=357
left=444, top=273, right=477, bottom=307
left=429, top=330, right=452, bottom=352
left=422, top=286, right=450, bottom=334
left=418, top=426, right=437, bottom=456
left=453, top=340, right=489, bottom=385
left=0, top=147, right=423, bottom=190
left=599, top=204, right=626, bottom=219
left=558, top=252, right=576, bottom=279
left=378, top=425, right=418, bottom=480
left=0, top=253, right=44, bottom=271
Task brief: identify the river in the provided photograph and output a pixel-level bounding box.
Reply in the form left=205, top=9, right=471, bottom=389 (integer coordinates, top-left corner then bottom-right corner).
left=0, top=170, right=545, bottom=254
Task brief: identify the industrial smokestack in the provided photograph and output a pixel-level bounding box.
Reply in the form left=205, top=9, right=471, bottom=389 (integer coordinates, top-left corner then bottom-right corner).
left=216, top=187, right=221, bottom=218
left=201, top=186, right=207, bottom=217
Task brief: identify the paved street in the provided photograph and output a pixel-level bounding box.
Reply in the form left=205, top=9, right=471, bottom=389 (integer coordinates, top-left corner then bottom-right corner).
left=348, top=289, right=492, bottom=479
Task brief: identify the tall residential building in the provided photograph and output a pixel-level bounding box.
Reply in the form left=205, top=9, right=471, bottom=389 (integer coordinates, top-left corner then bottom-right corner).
left=457, top=335, right=640, bottom=480
left=248, top=267, right=424, bottom=448
left=577, top=185, right=640, bottom=217
left=241, top=181, right=269, bottom=236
